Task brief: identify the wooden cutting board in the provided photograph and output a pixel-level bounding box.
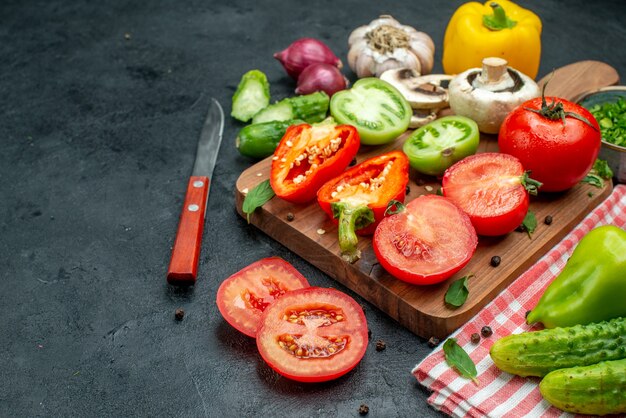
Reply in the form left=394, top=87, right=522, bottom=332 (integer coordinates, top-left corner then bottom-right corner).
left=234, top=61, right=619, bottom=340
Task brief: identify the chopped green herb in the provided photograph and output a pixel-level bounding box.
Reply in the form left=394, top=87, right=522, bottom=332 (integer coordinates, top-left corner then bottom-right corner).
left=445, top=275, right=472, bottom=308
left=443, top=338, right=478, bottom=384
left=588, top=98, right=626, bottom=147
left=521, top=210, right=537, bottom=239
left=582, top=159, right=614, bottom=188
left=242, top=180, right=275, bottom=223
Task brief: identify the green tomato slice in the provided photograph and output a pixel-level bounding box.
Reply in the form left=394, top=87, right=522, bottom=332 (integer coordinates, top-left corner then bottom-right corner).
left=330, top=78, right=411, bottom=145
left=402, top=116, right=480, bottom=176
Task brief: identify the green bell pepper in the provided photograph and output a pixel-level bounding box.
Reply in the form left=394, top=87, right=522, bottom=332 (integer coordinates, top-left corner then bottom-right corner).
left=527, top=225, right=626, bottom=328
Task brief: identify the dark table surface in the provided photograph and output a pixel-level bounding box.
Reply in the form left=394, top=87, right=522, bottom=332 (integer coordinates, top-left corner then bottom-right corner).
left=2, top=0, right=625, bottom=416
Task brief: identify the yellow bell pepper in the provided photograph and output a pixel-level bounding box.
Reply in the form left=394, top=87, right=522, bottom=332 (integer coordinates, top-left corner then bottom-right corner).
left=442, top=1, right=542, bottom=79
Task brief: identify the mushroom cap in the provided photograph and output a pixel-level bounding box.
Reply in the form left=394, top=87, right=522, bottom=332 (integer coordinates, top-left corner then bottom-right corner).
left=448, top=66, right=540, bottom=134
left=380, top=68, right=452, bottom=110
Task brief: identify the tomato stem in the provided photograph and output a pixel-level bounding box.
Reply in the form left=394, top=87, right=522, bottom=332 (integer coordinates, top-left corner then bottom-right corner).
left=524, top=75, right=597, bottom=130
left=332, top=202, right=375, bottom=263
left=521, top=171, right=542, bottom=195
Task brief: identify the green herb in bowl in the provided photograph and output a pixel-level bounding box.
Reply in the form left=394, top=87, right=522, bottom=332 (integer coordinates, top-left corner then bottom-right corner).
left=588, top=98, right=626, bottom=147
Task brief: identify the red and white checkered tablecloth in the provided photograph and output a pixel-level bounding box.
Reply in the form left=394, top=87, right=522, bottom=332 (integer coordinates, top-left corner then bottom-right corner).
left=412, top=184, right=626, bottom=418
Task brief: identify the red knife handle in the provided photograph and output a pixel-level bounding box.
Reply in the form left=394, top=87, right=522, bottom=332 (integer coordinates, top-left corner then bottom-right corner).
left=167, top=175, right=210, bottom=285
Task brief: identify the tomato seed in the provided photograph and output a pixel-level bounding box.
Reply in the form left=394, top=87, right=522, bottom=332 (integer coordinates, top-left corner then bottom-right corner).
left=289, top=344, right=297, bottom=351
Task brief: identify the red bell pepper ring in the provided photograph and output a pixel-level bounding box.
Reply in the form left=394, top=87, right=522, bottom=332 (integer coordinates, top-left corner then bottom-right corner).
left=270, top=123, right=360, bottom=204
left=317, top=151, right=409, bottom=263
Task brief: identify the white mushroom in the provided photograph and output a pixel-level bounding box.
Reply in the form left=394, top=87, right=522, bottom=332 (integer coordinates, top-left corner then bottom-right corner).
left=380, top=68, right=452, bottom=110
left=409, top=108, right=438, bottom=128
left=448, top=57, right=541, bottom=134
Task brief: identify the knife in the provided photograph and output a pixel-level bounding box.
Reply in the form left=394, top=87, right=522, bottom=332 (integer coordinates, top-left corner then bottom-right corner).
left=167, top=98, right=224, bottom=285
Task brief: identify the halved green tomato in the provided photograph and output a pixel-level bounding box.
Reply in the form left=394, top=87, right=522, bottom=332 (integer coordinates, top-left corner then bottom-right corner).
left=330, top=78, right=411, bottom=145
left=402, top=115, right=479, bottom=176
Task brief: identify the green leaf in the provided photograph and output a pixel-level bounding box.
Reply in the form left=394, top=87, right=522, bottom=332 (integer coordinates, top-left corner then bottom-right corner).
left=242, top=180, right=275, bottom=223
left=581, top=174, right=604, bottom=188
left=521, top=210, right=537, bottom=239
left=445, top=275, right=472, bottom=308
left=384, top=199, right=405, bottom=216
left=581, top=159, right=614, bottom=188
left=588, top=98, right=626, bottom=147
left=593, top=159, right=614, bottom=179
left=443, top=338, right=478, bottom=384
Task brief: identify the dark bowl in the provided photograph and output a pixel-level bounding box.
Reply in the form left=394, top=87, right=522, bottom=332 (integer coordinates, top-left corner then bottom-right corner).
left=577, top=86, right=626, bottom=183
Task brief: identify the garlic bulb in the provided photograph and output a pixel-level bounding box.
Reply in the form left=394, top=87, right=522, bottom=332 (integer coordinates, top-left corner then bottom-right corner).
left=347, top=15, right=435, bottom=78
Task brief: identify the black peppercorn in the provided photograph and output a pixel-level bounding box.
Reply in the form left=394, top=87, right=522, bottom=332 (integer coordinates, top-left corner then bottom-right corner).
left=490, top=256, right=501, bottom=267
left=544, top=215, right=553, bottom=225
left=175, top=308, right=185, bottom=321
left=375, top=340, right=386, bottom=351
left=427, top=337, right=440, bottom=348
left=286, top=212, right=295, bottom=222
left=481, top=326, right=493, bottom=338
left=358, top=404, right=369, bottom=415
left=471, top=333, right=481, bottom=344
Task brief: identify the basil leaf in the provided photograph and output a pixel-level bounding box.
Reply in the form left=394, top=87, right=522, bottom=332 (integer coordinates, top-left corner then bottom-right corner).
left=443, top=338, right=478, bottom=384
left=242, top=179, right=275, bottom=223
left=581, top=174, right=603, bottom=188
left=593, top=159, right=613, bottom=179
left=445, top=275, right=472, bottom=308
left=582, top=159, right=614, bottom=188
left=521, top=210, right=537, bottom=239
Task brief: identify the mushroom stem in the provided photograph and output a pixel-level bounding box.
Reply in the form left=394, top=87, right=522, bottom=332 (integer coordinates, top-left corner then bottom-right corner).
left=481, top=57, right=508, bottom=84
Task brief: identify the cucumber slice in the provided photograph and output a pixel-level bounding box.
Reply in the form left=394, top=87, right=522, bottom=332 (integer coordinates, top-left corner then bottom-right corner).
left=252, top=101, right=294, bottom=124
left=231, top=70, right=270, bottom=123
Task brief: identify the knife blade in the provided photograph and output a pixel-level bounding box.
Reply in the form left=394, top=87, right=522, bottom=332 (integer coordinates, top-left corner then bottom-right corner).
left=167, top=98, right=224, bottom=285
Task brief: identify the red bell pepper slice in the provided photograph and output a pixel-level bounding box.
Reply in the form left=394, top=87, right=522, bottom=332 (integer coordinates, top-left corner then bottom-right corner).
left=270, top=123, right=360, bottom=204
left=317, top=151, right=409, bottom=263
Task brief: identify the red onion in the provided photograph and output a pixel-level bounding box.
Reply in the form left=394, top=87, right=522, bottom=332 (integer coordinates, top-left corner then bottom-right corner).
left=295, top=63, right=348, bottom=96
left=274, top=38, right=342, bottom=80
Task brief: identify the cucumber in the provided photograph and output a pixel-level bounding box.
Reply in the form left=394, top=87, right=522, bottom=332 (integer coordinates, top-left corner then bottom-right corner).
left=289, top=91, right=329, bottom=122
left=231, top=70, right=270, bottom=123
left=236, top=120, right=304, bottom=159
left=252, top=91, right=329, bottom=124
left=540, top=358, right=626, bottom=415
left=489, top=317, right=626, bottom=377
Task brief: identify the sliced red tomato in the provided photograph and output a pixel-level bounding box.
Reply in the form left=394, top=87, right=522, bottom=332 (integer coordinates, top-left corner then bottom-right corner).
left=216, top=257, right=310, bottom=337
left=256, top=287, right=368, bottom=382
left=373, top=195, right=477, bottom=285
left=442, top=153, right=541, bottom=236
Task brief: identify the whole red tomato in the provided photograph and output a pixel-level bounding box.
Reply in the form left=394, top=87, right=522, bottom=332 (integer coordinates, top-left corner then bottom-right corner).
left=498, top=96, right=601, bottom=192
